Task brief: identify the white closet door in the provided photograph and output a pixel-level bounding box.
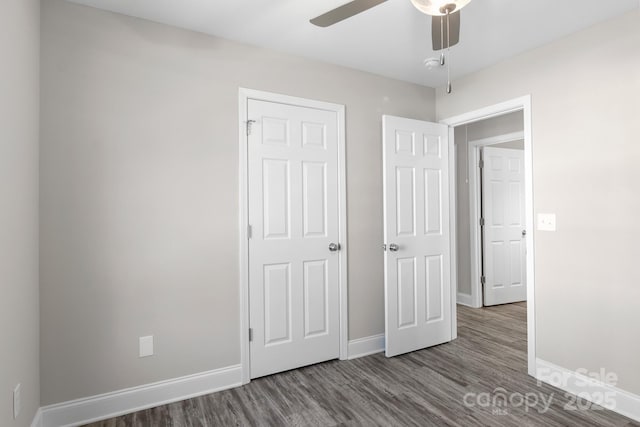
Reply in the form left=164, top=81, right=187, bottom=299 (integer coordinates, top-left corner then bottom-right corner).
left=248, top=99, right=341, bottom=378
left=383, top=115, right=452, bottom=357
left=482, top=147, right=526, bottom=306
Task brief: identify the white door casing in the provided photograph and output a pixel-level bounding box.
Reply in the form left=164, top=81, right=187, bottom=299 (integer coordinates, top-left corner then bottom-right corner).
left=481, top=147, right=526, bottom=306
left=440, top=95, right=535, bottom=376
left=383, top=115, right=452, bottom=358
left=247, top=98, right=342, bottom=378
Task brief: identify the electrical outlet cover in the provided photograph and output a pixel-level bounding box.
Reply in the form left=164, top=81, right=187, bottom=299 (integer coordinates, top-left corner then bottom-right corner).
left=139, top=336, right=154, bottom=357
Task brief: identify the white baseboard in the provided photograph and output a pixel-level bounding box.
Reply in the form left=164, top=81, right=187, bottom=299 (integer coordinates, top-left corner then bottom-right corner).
left=43, top=353, right=638, bottom=427
left=456, top=293, right=474, bottom=307
left=536, top=358, right=640, bottom=423
left=36, top=336, right=386, bottom=427
left=347, top=334, right=385, bottom=359
left=40, top=364, right=242, bottom=427
left=31, top=408, right=43, bottom=427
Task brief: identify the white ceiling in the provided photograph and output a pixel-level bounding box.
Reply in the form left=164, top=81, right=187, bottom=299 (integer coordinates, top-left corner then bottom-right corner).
left=67, top=0, right=638, bottom=88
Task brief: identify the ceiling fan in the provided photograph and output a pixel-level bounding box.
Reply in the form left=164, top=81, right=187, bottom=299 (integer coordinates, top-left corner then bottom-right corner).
left=310, top=0, right=473, bottom=92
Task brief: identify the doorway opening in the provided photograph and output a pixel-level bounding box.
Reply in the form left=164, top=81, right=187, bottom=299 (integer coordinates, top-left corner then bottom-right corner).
left=441, top=96, right=535, bottom=376
left=456, top=111, right=526, bottom=308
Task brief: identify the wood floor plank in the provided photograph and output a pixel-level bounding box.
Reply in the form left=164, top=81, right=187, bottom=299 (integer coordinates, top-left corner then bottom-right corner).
left=84, top=304, right=638, bottom=427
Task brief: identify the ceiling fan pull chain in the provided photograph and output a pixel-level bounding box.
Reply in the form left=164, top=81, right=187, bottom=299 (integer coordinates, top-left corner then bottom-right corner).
left=440, top=15, right=445, bottom=66
left=446, top=10, right=452, bottom=93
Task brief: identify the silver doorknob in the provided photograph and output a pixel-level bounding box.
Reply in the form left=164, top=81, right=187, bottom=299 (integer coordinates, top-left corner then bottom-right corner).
left=522, top=230, right=527, bottom=237
left=329, top=243, right=341, bottom=252
left=389, top=243, right=399, bottom=252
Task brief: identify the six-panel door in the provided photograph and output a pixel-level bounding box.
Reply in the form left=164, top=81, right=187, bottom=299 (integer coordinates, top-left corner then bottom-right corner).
left=482, top=147, right=526, bottom=306
left=383, top=115, right=452, bottom=357
left=248, top=99, right=340, bottom=379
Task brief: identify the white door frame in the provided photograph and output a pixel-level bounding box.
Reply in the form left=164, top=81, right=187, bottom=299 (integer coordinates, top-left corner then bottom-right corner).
left=238, top=88, right=348, bottom=384
left=440, top=95, right=536, bottom=376
left=466, top=131, right=525, bottom=309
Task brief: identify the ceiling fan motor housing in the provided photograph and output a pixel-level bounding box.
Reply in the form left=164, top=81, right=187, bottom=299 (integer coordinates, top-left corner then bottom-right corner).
left=410, top=0, right=472, bottom=16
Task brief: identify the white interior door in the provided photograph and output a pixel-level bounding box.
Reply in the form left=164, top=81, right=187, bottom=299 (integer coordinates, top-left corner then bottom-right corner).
left=482, top=147, right=526, bottom=306
left=248, top=99, right=341, bottom=378
left=383, top=115, right=452, bottom=358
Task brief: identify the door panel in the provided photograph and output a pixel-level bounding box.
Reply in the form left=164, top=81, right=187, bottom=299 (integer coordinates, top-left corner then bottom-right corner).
left=396, top=167, right=416, bottom=236
left=302, top=162, right=327, bottom=237
left=397, top=257, right=417, bottom=328
left=482, top=147, right=526, bottom=306
left=303, top=260, right=328, bottom=337
left=424, top=169, right=441, bottom=234
left=264, top=263, right=291, bottom=345
left=263, top=159, right=290, bottom=239
left=425, top=254, right=443, bottom=322
left=383, top=115, right=452, bottom=358
left=248, top=99, right=340, bottom=378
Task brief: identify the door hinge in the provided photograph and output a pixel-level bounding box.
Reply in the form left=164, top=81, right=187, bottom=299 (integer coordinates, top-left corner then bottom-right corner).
left=249, top=328, right=253, bottom=342
left=246, top=120, right=256, bottom=136
left=247, top=224, right=252, bottom=239
left=481, top=276, right=486, bottom=285
left=480, top=217, right=485, bottom=227
left=479, top=159, right=484, bottom=169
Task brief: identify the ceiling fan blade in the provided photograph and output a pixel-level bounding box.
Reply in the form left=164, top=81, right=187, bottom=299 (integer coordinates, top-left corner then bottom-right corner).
left=310, top=0, right=388, bottom=27
left=432, top=11, right=461, bottom=50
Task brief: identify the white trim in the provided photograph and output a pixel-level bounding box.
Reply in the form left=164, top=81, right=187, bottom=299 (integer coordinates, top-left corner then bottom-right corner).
left=467, top=131, right=524, bottom=148
left=440, top=97, right=527, bottom=128
left=536, top=359, right=640, bottom=423
left=337, top=97, right=349, bottom=361
left=468, top=131, right=525, bottom=309
left=40, top=365, right=242, bottom=427
left=441, top=95, right=536, bottom=376
left=456, top=292, right=473, bottom=307
left=448, top=127, right=458, bottom=340
left=238, top=88, right=349, bottom=382
left=347, top=334, right=385, bottom=359
left=238, top=89, right=250, bottom=385
left=31, top=408, right=43, bottom=427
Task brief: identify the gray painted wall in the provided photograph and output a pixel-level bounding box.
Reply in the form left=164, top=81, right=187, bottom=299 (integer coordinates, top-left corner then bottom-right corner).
left=0, top=0, right=41, bottom=425
left=40, top=0, right=436, bottom=405
left=439, top=9, right=640, bottom=394
left=38, top=0, right=640, bottom=408
left=455, top=111, right=524, bottom=297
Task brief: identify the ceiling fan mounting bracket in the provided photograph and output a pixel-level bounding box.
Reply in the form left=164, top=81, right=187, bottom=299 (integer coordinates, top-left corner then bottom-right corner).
left=439, top=4, right=457, bottom=15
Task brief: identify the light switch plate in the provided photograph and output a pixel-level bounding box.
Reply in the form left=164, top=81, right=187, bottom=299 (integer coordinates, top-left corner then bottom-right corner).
left=139, top=336, right=154, bottom=358
left=537, top=213, right=556, bottom=231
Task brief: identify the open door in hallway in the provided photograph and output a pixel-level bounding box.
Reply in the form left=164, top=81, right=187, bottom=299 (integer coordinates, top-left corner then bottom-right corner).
left=481, top=146, right=527, bottom=306
left=382, top=115, right=453, bottom=357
